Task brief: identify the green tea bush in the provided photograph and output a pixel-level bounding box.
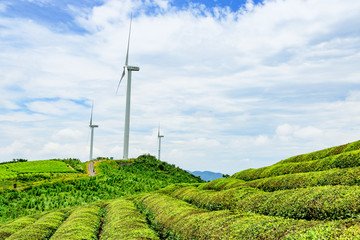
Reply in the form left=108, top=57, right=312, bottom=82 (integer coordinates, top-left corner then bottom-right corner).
left=156, top=183, right=201, bottom=195
left=0, top=215, right=43, bottom=240
left=278, top=140, right=360, bottom=164
left=284, top=219, right=360, bottom=239
left=233, top=149, right=360, bottom=180
left=7, top=210, right=69, bottom=240
left=50, top=203, right=103, bottom=240
left=171, top=185, right=360, bottom=220
left=200, top=178, right=246, bottom=191
left=100, top=198, right=159, bottom=240
left=134, top=193, right=322, bottom=239
left=243, top=167, right=360, bottom=191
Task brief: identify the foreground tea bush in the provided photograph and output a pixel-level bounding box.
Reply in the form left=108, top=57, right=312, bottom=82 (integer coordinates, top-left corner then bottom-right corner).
left=284, top=219, right=360, bottom=239
left=7, top=210, right=69, bottom=240
left=134, top=193, right=321, bottom=239
left=0, top=215, right=43, bottom=240
left=100, top=198, right=159, bottom=240
left=50, top=203, right=103, bottom=240
left=233, top=149, right=360, bottom=181
left=171, top=185, right=360, bottom=220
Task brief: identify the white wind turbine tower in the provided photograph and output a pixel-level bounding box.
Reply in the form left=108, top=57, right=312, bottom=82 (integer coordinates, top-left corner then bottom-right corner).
left=89, top=102, right=98, bottom=161
left=116, top=15, right=139, bottom=160
left=157, top=126, right=164, bottom=161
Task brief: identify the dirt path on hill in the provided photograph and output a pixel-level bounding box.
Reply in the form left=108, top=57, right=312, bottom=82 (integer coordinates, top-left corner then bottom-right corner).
left=88, top=161, right=96, bottom=176
left=66, top=164, right=76, bottom=171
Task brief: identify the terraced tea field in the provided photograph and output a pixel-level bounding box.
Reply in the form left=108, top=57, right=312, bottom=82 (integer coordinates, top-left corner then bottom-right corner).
left=2, top=141, right=360, bottom=239
left=0, top=160, right=79, bottom=180
left=0, top=159, right=85, bottom=191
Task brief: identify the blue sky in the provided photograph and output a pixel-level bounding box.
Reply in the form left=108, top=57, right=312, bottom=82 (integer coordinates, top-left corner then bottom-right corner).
left=0, top=0, right=360, bottom=174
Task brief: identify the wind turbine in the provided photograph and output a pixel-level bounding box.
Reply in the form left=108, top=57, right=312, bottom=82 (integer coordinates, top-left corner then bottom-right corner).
left=157, top=126, right=164, bottom=161
left=116, top=15, right=140, bottom=160
left=89, top=102, right=98, bottom=161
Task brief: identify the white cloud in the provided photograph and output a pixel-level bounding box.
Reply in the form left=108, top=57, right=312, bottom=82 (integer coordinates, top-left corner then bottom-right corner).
left=0, top=0, right=360, bottom=174
left=0, top=2, right=8, bottom=12
left=25, top=100, right=85, bottom=116
left=254, top=135, right=270, bottom=146
left=276, top=124, right=323, bottom=140
left=346, top=91, right=360, bottom=102
left=52, top=128, right=84, bottom=141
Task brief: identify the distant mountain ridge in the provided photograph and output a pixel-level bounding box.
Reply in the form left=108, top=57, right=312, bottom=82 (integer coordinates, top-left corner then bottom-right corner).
left=187, top=170, right=223, bottom=181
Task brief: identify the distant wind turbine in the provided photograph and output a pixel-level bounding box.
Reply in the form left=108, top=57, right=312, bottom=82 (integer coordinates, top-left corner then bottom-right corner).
left=116, top=15, right=140, bottom=160
left=89, top=102, right=98, bottom=161
left=158, top=126, right=164, bottom=161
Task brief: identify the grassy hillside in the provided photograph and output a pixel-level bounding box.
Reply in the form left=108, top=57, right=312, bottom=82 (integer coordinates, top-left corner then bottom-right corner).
left=0, top=155, right=202, bottom=223
left=2, top=141, right=360, bottom=239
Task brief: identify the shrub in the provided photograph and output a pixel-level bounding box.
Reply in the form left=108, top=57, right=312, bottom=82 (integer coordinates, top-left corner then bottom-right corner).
left=133, top=193, right=323, bottom=239
left=171, top=185, right=360, bottom=220
left=50, top=203, right=103, bottom=240
left=201, top=178, right=246, bottom=191
left=100, top=198, right=159, bottom=240
left=243, top=167, right=360, bottom=192
left=284, top=219, right=360, bottom=239
left=0, top=215, right=43, bottom=240
left=278, top=140, right=360, bottom=164
left=233, top=149, right=360, bottom=181
left=7, top=210, right=69, bottom=240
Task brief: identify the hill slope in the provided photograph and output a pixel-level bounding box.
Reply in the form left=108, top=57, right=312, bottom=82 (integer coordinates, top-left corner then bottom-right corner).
left=0, top=155, right=202, bottom=223
left=2, top=141, right=360, bottom=239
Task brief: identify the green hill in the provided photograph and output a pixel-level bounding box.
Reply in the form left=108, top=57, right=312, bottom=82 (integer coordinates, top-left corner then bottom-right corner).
left=0, top=155, right=202, bottom=223
left=2, top=141, right=360, bottom=239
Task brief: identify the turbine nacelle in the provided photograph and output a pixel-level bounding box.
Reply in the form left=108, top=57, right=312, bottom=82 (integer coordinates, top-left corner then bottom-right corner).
left=127, top=66, right=140, bottom=71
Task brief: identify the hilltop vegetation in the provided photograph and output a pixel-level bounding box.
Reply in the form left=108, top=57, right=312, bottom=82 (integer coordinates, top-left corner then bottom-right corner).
left=2, top=141, right=360, bottom=239
left=0, top=155, right=202, bottom=223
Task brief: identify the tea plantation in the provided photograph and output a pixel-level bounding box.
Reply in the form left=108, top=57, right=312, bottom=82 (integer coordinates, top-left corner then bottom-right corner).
left=2, top=141, right=360, bottom=239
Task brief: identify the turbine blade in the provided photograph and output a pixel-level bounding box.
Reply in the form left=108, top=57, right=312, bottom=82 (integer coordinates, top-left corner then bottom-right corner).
left=125, top=14, right=132, bottom=66
left=116, top=68, right=126, bottom=94
left=90, top=102, right=94, bottom=126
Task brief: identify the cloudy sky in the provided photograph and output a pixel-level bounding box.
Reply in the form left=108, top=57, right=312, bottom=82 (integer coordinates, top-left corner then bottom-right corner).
left=0, top=0, right=359, bottom=174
